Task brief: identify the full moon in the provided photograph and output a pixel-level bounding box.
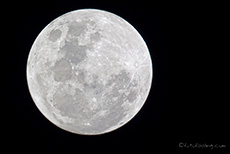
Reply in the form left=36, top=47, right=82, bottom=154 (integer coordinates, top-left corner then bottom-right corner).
left=27, top=9, right=152, bottom=135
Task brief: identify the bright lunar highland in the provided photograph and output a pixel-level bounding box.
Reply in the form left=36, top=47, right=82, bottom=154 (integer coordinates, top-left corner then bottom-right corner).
left=27, top=9, right=152, bottom=135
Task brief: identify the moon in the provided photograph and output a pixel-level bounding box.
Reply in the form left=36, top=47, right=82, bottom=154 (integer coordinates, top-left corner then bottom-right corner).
left=27, top=9, right=152, bottom=135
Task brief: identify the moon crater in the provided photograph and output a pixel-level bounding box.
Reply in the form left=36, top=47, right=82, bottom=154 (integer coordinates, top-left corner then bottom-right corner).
left=48, top=29, right=62, bottom=42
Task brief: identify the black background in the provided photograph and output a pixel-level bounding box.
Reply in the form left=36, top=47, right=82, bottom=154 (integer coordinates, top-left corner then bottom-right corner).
left=7, top=0, right=228, bottom=153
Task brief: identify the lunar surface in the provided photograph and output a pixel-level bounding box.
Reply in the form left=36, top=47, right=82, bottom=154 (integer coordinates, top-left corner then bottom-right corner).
left=27, top=9, right=152, bottom=135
